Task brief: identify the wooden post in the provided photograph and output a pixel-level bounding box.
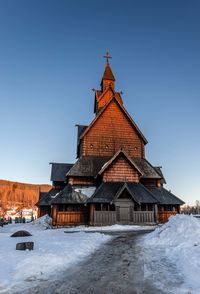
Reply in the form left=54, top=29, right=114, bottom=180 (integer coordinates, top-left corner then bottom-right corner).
left=52, top=205, right=58, bottom=226
left=90, top=204, right=95, bottom=225
left=37, top=208, right=41, bottom=218
left=154, top=204, right=158, bottom=223
left=50, top=205, right=53, bottom=218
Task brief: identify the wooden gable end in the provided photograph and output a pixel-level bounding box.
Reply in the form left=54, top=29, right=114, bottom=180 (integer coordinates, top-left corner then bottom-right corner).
left=102, top=155, right=140, bottom=182
left=94, top=88, right=123, bottom=114
left=97, top=88, right=122, bottom=111
left=97, top=88, right=113, bottom=110
left=82, top=99, right=145, bottom=158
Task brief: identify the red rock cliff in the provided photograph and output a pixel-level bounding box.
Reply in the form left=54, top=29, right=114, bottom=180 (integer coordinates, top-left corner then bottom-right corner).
left=0, top=180, right=51, bottom=215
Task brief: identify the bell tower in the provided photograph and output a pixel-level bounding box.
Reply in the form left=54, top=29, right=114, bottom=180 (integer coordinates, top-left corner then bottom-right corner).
left=101, top=50, right=115, bottom=91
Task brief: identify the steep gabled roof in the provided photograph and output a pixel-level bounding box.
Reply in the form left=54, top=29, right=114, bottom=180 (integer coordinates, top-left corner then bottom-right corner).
left=101, top=63, right=115, bottom=83
left=67, top=156, right=110, bottom=177
left=96, top=86, right=115, bottom=103
left=97, top=149, right=143, bottom=177
left=39, top=192, right=47, bottom=200
left=94, top=88, right=123, bottom=113
left=81, top=96, right=148, bottom=144
left=154, top=166, right=166, bottom=184
left=87, top=182, right=158, bottom=204
left=94, top=87, right=115, bottom=114
left=50, top=163, right=74, bottom=182
left=148, top=187, right=185, bottom=205
left=67, top=155, right=162, bottom=180
left=76, top=125, right=88, bottom=145
left=95, top=90, right=102, bottom=99
left=133, top=158, right=162, bottom=179
left=114, top=183, right=139, bottom=203
left=36, top=188, right=60, bottom=207
left=87, top=182, right=122, bottom=203
left=51, top=185, right=89, bottom=205
left=114, top=182, right=158, bottom=204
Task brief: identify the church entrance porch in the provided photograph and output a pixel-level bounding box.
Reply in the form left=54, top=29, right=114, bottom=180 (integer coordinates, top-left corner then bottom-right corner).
left=93, top=209, right=155, bottom=226
left=92, top=202, right=156, bottom=226
left=90, top=184, right=157, bottom=226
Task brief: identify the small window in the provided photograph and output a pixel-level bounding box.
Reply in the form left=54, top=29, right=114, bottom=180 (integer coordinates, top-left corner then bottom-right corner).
left=90, top=144, right=93, bottom=149
left=105, top=145, right=109, bottom=150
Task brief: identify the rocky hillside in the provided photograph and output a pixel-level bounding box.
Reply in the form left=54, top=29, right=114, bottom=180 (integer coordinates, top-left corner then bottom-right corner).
left=0, top=180, right=51, bottom=214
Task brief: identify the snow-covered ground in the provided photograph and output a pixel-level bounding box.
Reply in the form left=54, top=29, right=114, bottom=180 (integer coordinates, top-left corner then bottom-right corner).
left=143, top=214, right=200, bottom=294
left=2, top=214, right=200, bottom=293
left=0, top=216, right=111, bottom=293
left=65, top=224, right=156, bottom=232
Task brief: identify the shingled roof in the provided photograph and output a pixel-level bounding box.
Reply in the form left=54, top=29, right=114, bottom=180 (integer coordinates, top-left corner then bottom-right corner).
left=101, top=63, right=115, bottom=82
left=67, top=156, right=110, bottom=177
left=51, top=185, right=89, bottom=205
left=133, top=158, right=162, bottom=179
left=36, top=188, right=60, bottom=207
left=148, top=187, right=185, bottom=205
left=50, top=163, right=73, bottom=182
left=154, top=166, right=166, bottom=184
left=39, top=192, right=47, bottom=200
left=87, top=182, right=158, bottom=204
left=94, top=89, right=123, bottom=114
left=68, top=155, right=163, bottom=180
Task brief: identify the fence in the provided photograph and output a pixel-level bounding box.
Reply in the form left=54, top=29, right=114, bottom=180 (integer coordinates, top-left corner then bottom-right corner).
left=93, top=210, right=155, bottom=225
left=132, top=211, right=155, bottom=223
left=94, top=211, right=117, bottom=226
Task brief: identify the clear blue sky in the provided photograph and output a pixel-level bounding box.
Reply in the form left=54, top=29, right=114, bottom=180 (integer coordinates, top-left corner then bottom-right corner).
left=0, top=0, right=199, bottom=205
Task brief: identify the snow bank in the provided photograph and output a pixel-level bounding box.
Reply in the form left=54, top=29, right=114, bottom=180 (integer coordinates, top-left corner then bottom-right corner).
left=146, top=214, right=200, bottom=246
left=30, top=214, right=52, bottom=230
left=66, top=224, right=155, bottom=232
left=0, top=222, right=111, bottom=292
left=144, top=214, right=200, bottom=292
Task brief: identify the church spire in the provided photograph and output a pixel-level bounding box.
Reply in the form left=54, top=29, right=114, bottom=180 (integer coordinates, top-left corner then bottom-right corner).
left=104, top=49, right=112, bottom=64
left=101, top=50, right=115, bottom=91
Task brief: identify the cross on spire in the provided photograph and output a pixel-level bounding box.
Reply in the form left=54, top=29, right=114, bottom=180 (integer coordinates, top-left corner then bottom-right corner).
left=103, top=50, right=112, bottom=64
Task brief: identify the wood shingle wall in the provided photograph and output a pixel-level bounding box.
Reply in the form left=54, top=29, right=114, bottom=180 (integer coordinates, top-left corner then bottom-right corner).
left=82, top=100, right=144, bottom=158
left=102, top=156, right=140, bottom=182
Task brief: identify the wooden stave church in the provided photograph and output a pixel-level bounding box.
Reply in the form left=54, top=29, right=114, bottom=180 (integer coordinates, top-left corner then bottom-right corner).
left=37, top=54, right=184, bottom=226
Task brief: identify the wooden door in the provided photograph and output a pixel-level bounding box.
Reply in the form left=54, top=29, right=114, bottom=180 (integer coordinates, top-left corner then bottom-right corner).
left=119, top=206, right=131, bottom=222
